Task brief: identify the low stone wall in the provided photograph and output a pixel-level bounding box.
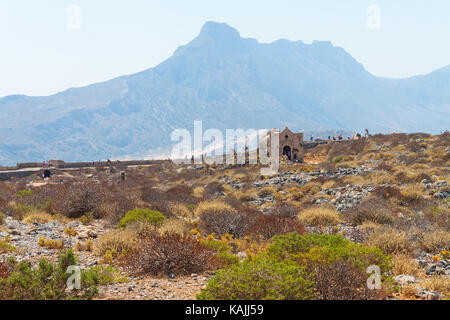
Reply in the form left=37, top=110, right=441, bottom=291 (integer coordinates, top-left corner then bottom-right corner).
left=0, top=160, right=167, bottom=181
left=0, top=169, right=44, bottom=181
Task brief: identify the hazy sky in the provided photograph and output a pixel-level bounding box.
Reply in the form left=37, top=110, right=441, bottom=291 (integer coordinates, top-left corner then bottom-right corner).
left=1, top=0, right=449, bottom=97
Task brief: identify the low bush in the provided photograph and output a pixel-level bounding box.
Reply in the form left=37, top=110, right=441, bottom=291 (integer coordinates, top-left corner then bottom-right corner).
left=297, top=206, right=341, bottom=227
left=38, top=236, right=64, bottom=250
left=118, top=208, right=166, bottom=228
left=310, top=260, right=385, bottom=300
left=391, top=254, right=420, bottom=276
left=245, top=216, right=305, bottom=240
left=50, top=182, right=105, bottom=219
left=0, top=250, right=113, bottom=300
left=0, top=259, right=12, bottom=279
left=159, top=218, right=189, bottom=236
left=64, top=228, right=78, bottom=237
left=0, top=198, right=14, bottom=217
left=200, top=237, right=240, bottom=267
left=198, top=208, right=258, bottom=238
left=22, top=211, right=54, bottom=224
left=93, top=229, right=138, bottom=260
left=123, top=232, right=217, bottom=276
left=194, top=200, right=236, bottom=218
left=371, top=186, right=403, bottom=200
left=17, top=189, right=32, bottom=197
left=204, top=182, right=225, bottom=199
left=197, top=254, right=314, bottom=300
left=268, top=202, right=300, bottom=218
left=257, top=186, right=277, bottom=198
left=74, top=240, right=93, bottom=252
left=365, top=228, right=414, bottom=255
left=81, top=265, right=127, bottom=287
left=333, top=155, right=343, bottom=163
left=400, top=184, right=425, bottom=202
left=343, top=197, right=395, bottom=225
left=171, top=203, right=194, bottom=219
left=97, top=192, right=138, bottom=224
left=11, top=203, right=35, bottom=220
left=421, top=230, right=450, bottom=253
left=0, top=238, right=16, bottom=254
left=193, top=187, right=205, bottom=199
left=267, top=233, right=390, bottom=273
left=419, top=275, right=450, bottom=299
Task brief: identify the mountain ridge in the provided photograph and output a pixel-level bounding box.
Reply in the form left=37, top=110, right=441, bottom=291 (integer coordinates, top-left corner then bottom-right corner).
left=0, top=21, right=449, bottom=166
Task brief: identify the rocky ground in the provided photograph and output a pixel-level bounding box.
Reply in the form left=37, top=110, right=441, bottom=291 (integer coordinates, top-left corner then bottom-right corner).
left=1, top=133, right=449, bottom=300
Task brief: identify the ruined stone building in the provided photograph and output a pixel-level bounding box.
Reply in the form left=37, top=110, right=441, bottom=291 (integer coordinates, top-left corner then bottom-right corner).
left=265, top=127, right=304, bottom=162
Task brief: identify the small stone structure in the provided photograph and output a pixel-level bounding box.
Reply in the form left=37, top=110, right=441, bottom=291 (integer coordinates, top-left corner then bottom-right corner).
left=265, top=127, right=304, bottom=161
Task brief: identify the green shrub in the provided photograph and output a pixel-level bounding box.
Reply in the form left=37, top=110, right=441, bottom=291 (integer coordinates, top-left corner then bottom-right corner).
left=267, top=233, right=348, bottom=260
left=81, top=265, right=127, bottom=287
left=11, top=203, right=35, bottom=220
left=268, top=233, right=390, bottom=272
left=0, top=249, right=77, bottom=300
left=0, top=237, right=16, bottom=254
left=0, top=249, right=118, bottom=300
left=118, top=208, right=166, bottom=228
left=197, top=254, right=314, bottom=300
left=0, top=212, right=4, bottom=225
left=333, top=155, right=343, bottom=163
left=200, top=238, right=240, bottom=267
left=17, top=189, right=33, bottom=197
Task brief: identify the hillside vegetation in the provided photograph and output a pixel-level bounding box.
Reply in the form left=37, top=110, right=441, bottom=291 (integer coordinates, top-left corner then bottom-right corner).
left=0, top=132, right=449, bottom=300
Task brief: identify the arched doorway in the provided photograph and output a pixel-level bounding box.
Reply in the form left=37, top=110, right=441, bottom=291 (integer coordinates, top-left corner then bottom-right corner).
left=283, top=146, right=292, bottom=161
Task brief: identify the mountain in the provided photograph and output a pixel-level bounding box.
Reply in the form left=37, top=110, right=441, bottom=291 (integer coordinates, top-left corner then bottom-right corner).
left=0, top=21, right=449, bottom=165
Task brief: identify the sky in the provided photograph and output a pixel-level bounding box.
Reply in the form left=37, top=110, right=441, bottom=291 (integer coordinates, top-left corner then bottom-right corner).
left=1, top=0, right=449, bottom=97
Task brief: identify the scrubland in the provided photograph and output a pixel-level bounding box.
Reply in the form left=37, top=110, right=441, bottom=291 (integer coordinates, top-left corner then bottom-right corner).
left=0, top=132, right=449, bottom=300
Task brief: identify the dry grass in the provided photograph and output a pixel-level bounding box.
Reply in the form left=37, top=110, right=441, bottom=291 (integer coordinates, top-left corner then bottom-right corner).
left=74, top=240, right=93, bottom=252
left=359, top=221, right=384, bottom=233
left=257, top=186, right=278, bottom=197
left=400, top=183, right=425, bottom=201
left=231, top=173, right=247, bottom=182
left=222, top=184, right=233, bottom=194
left=421, top=230, right=450, bottom=253
left=342, top=175, right=365, bottom=186
left=321, top=180, right=336, bottom=189
left=297, top=206, right=341, bottom=227
left=419, top=275, right=450, bottom=299
left=367, top=172, right=397, bottom=185
left=38, top=236, right=64, bottom=250
left=64, top=227, right=78, bottom=237
left=233, top=189, right=258, bottom=202
left=365, top=228, right=415, bottom=255
left=194, top=200, right=236, bottom=218
left=391, top=254, right=420, bottom=276
left=400, top=284, right=418, bottom=299
left=159, top=218, right=189, bottom=236
left=93, top=229, right=138, bottom=259
left=171, top=203, right=194, bottom=219
left=193, top=187, right=205, bottom=199
left=22, top=211, right=54, bottom=224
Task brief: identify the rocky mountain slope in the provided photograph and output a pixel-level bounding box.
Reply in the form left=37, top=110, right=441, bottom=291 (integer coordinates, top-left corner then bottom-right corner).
left=1, top=22, right=449, bottom=165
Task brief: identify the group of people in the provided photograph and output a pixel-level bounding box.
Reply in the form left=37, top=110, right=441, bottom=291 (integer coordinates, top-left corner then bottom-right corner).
left=310, top=129, right=370, bottom=142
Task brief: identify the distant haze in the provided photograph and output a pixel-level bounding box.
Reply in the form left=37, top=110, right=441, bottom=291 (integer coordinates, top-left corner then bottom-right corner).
left=0, top=21, right=449, bottom=166
left=1, top=0, right=450, bottom=97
